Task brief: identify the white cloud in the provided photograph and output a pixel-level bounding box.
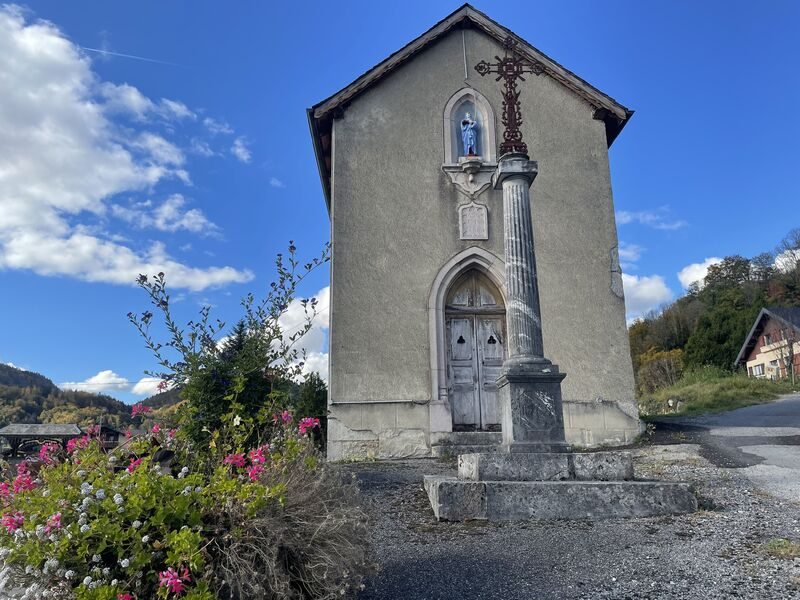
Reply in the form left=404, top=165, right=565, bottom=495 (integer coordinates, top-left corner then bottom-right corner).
left=100, top=83, right=194, bottom=121
left=0, top=7, right=251, bottom=291
left=61, top=369, right=129, bottom=393
left=190, top=138, right=215, bottom=157
left=203, top=117, right=233, bottom=135
left=617, top=209, right=687, bottom=231
left=269, top=177, right=286, bottom=189
left=112, top=194, right=219, bottom=236
left=618, top=242, right=643, bottom=263
left=622, top=273, right=673, bottom=321
left=231, top=137, right=251, bottom=163
left=131, top=377, right=164, bottom=396
left=677, top=257, right=723, bottom=289
left=278, top=286, right=330, bottom=383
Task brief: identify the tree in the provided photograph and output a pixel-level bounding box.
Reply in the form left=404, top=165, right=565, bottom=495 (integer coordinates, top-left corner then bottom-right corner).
left=683, top=286, right=764, bottom=370
left=129, top=242, right=330, bottom=448
left=774, top=325, right=797, bottom=385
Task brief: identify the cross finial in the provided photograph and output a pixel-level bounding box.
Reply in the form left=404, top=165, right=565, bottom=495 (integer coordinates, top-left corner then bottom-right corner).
left=474, top=36, right=545, bottom=156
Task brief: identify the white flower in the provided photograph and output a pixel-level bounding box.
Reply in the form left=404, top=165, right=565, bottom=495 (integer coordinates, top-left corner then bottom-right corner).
left=81, top=497, right=92, bottom=509
left=95, top=489, right=105, bottom=500
left=82, top=576, right=92, bottom=585
left=80, top=482, right=92, bottom=495
left=108, top=455, right=118, bottom=464
left=233, top=414, right=242, bottom=426
left=77, top=470, right=86, bottom=478
left=117, top=507, right=125, bottom=513
left=64, top=570, right=75, bottom=579
left=141, top=535, right=150, bottom=543
left=111, top=579, right=118, bottom=586
left=43, top=559, right=59, bottom=574
left=92, top=554, right=101, bottom=563
left=132, top=520, right=142, bottom=529
left=119, top=558, right=130, bottom=568
left=181, top=466, right=189, bottom=474
left=42, top=489, right=50, bottom=497
left=102, top=568, right=110, bottom=576
left=80, top=524, right=89, bottom=533
left=113, top=494, right=124, bottom=505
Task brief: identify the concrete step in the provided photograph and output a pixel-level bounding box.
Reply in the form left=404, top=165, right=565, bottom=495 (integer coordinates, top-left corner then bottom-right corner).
left=430, top=431, right=502, bottom=446
left=424, top=476, right=697, bottom=521
left=432, top=443, right=501, bottom=458
left=458, top=452, right=634, bottom=482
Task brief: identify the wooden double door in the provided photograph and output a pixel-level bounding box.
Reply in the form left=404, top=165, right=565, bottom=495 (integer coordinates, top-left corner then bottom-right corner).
left=444, top=270, right=506, bottom=431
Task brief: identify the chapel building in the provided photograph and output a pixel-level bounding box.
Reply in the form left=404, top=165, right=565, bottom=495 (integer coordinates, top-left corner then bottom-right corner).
left=308, top=4, right=641, bottom=460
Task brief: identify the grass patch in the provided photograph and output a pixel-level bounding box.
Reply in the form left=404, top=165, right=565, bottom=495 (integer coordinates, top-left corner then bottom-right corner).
left=759, top=538, right=800, bottom=559
left=639, top=366, right=799, bottom=417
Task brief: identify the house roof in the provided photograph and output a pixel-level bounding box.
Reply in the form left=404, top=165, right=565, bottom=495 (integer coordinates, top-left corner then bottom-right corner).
left=307, top=3, right=634, bottom=210
left=0, top=423, right=82, bottom=437
left=734, top=307, right=800, bottom=366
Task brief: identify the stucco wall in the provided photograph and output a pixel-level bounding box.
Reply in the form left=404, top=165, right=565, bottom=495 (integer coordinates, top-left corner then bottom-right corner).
left=327, top=27, right=639, bottom=457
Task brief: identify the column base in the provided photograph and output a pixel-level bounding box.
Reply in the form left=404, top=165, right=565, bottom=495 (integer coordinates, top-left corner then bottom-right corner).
left=497, top=357, right=568, bottom=452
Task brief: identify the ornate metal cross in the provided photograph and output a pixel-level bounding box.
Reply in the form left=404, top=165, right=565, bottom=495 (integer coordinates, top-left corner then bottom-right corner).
left=475, top=37, right=544, bottom=157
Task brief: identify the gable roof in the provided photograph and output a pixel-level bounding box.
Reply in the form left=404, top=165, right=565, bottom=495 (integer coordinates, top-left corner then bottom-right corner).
left=307, top=3, right=634, bottom=209
left=0, top=423, right=82, bottom=437
left=735, top=306, right=800, bottom=366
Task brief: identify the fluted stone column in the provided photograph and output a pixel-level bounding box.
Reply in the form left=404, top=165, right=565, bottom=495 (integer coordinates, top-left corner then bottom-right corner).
left=493, top=153, right=568, bottom=453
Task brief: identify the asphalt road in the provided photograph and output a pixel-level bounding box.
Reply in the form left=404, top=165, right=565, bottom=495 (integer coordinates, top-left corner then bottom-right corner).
left=650, top=393, right=800, bottom=501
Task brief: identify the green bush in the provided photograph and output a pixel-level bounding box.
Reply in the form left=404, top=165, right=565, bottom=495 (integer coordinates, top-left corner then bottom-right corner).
left=0, top=416, right=371, bottom=599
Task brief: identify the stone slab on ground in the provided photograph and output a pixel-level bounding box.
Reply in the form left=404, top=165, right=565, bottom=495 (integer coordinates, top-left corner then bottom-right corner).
left=424, top=476, right=697, bottom=521
left=457, top=451, right=634, bottom=482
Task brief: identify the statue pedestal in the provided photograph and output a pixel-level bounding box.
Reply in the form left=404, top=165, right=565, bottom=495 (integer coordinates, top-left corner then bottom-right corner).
left=497, top=358, right=569, bottom=453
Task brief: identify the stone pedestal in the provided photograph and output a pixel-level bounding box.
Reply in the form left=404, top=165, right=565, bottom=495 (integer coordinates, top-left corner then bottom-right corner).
left=492, top=153, right=569, bottom=453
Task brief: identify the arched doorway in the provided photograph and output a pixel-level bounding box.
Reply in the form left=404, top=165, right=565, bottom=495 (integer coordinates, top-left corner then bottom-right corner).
left=445, top=269, right=506, bottom=431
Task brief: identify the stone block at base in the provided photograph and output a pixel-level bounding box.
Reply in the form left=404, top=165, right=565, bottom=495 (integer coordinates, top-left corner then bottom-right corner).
left=424, top=476, right=697, bottom=521
left=458, top=451, right=634, bottom=482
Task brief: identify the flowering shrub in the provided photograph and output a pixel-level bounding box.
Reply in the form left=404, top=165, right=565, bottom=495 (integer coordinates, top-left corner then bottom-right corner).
left=0, top=414, right=370, bottom=599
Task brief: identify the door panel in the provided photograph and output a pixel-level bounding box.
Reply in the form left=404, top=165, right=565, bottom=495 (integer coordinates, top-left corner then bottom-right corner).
left=447, top=318, right=478, bottom=427
left=477, top=318, right=505, bottom=428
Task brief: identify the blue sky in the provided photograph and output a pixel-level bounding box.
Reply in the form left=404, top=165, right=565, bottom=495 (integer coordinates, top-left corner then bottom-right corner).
left=1, top=1, right=798, bottom=402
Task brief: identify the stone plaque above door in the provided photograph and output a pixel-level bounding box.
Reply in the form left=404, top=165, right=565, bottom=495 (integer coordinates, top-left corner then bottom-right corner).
left=458, top=202, right=488, bottom=240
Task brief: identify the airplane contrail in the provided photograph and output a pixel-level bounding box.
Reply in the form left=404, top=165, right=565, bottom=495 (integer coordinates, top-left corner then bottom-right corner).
left=81, top=46, right=183, bottom=67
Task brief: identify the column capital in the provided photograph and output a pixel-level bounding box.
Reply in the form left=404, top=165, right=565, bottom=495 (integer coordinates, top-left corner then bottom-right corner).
left=492, top=152, right=538, bottom=190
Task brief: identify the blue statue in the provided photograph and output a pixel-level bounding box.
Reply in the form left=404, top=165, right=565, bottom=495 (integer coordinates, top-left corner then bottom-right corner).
left=461, top=112, right=477, bottom=156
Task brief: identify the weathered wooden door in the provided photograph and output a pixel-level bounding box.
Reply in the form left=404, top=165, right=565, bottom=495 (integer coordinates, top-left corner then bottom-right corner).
left=445, top=270, right=506, bottom=430
left=477, top=317, right=504, bottom=427
left=446, top=317, right=479, bottom=427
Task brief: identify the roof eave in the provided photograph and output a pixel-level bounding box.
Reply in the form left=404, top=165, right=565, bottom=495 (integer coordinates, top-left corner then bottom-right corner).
left=307, top=108, right=331, bottom=212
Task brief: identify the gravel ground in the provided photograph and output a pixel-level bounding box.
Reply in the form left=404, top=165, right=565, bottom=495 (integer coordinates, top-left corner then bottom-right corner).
left=345, top=444, right=800, bottom=600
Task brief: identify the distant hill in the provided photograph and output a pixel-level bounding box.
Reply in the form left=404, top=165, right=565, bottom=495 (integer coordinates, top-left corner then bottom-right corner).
left=0, top=364, right=146, bottom=429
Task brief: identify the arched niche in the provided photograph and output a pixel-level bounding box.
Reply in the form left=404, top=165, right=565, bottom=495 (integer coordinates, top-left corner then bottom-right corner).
left=427, top=248, right=506, bottom=433
left=443, top=88, right=497, bottom=164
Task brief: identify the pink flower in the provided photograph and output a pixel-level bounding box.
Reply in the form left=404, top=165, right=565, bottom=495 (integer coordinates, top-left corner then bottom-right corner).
left=85, top=424, right=100, bottom=437
left=44, top=512, right=61, bottom=534
left=124, top=429, right=133, bottom=440
left=151, top=423, right=161, bottom=434
left=247, top=464, right=264, bottom=481
left=66, top=436, right=89, bottom=455
left=127, top=458, right=143, bottom=473
left=168, top=429, right=177, bottom=440
left=222, top=453, right=246, bottom=468
left=131, top=403, right=152, bottom=418
left=0, top=482, right=10, bottom=499
left=158, top=566, right=190, bottom=595
left=298, top=417, right=321, bottom=435
left=281, top=410, right=293, bottom=424
left=12, top=463, right=35, bottom=494
left=1, top=511, right=24, bottom=533
left=39, top=442, right=59, bottom=465
left=247, top=445, right=269, bottom=465
left=117, top=594, right=135, bottom=600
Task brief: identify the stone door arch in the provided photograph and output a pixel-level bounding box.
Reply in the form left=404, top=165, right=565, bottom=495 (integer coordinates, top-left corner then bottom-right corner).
left=445, top=270, right=506, bottom=430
